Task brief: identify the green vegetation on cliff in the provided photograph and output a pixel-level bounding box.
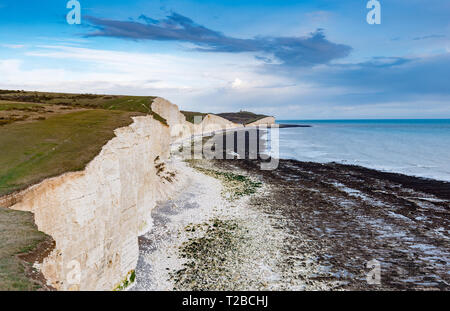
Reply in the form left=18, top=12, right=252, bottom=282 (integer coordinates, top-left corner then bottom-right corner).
left=216, top=111, right=270, bottom=125
left=0, top=110, right=145, bottom=197
left=0, top=90, right=171, bottom=197
left=0, top=90, right=167, bottom=290
left=0, top=90, right=168, bottom=127
left=180, top=110, right=208, bottom=124
left=0, top=207, right=50, bottom=291
left=0, top=90, right=156, bottom=113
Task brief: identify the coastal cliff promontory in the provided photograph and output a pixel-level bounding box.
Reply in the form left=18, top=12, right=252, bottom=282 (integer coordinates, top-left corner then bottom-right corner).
left=4, top=114, right=180, bottom=290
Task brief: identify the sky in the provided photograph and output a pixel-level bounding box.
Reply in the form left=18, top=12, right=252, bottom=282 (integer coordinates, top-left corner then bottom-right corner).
left=0, top=0, right=449, bottom=119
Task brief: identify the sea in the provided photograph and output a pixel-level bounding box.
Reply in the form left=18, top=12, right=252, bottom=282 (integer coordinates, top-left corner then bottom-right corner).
left=272, top=119, right=450, bottom=182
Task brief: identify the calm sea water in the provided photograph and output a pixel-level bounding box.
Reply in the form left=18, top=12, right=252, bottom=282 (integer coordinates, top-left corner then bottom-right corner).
left=273, top=119, right=450, bottom=182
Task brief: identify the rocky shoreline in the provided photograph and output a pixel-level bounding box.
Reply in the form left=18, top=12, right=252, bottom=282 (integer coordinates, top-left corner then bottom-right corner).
left=133, top=155, right=449, bottom=291
left=132, top=158, right=287, bottom=290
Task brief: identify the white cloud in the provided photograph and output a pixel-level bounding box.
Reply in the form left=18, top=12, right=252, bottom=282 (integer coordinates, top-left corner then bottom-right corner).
left=8, top=45, right=440, bottom=119
left=231, top=78, right=243, bottom=89
left=2, top=44, right=25, bottom=49
left=24, top=45, right=268, bottom=90
left=0, top=45, right=308, bottom=111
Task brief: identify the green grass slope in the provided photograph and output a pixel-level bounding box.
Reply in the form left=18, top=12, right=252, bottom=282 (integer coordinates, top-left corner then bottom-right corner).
left=0, top=90, right=154, bottom=112
left=0, top=110, right=145, bottom=197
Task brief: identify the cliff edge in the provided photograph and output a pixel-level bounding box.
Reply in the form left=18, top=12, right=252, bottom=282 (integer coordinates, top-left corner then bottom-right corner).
left=0, top=95, right=275, bottom=290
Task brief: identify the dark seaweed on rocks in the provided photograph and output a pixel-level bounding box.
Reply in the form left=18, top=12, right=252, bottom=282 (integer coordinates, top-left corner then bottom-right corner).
left=212, top=158, right=450, bottom=290
left=170, top=219, right=251, bottom=291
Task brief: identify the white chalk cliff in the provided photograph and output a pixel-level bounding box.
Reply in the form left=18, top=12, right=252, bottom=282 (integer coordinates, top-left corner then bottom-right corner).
left=1, top=98, right=274, bottom=291
left=151, top=97, right=244, bottom=142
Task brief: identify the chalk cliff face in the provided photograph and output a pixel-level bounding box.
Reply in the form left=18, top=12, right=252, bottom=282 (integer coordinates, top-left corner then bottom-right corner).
left=6, top=114, right=184, bottom=291
left=3, top=97, right=275, bottom=291
left=151, top=97, right=194, bottom=142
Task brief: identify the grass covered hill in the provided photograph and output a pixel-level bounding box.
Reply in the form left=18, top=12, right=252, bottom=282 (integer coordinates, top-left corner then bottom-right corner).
left=0, top=90, right=168, bottom=197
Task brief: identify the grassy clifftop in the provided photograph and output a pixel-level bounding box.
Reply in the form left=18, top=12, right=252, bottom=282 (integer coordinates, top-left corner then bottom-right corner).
left=0, top=90, right=170, bottom=197
left=216, top=111, right=270, bottom=125
left=0, top=90, right=167, bottom=126
left=180, top=110, right=209, bottom=123
left=0, top=90, right=170, bottom=291
left=0, top=90, right=156, bottom=113
left=0, top=110, right=143, bottom=197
